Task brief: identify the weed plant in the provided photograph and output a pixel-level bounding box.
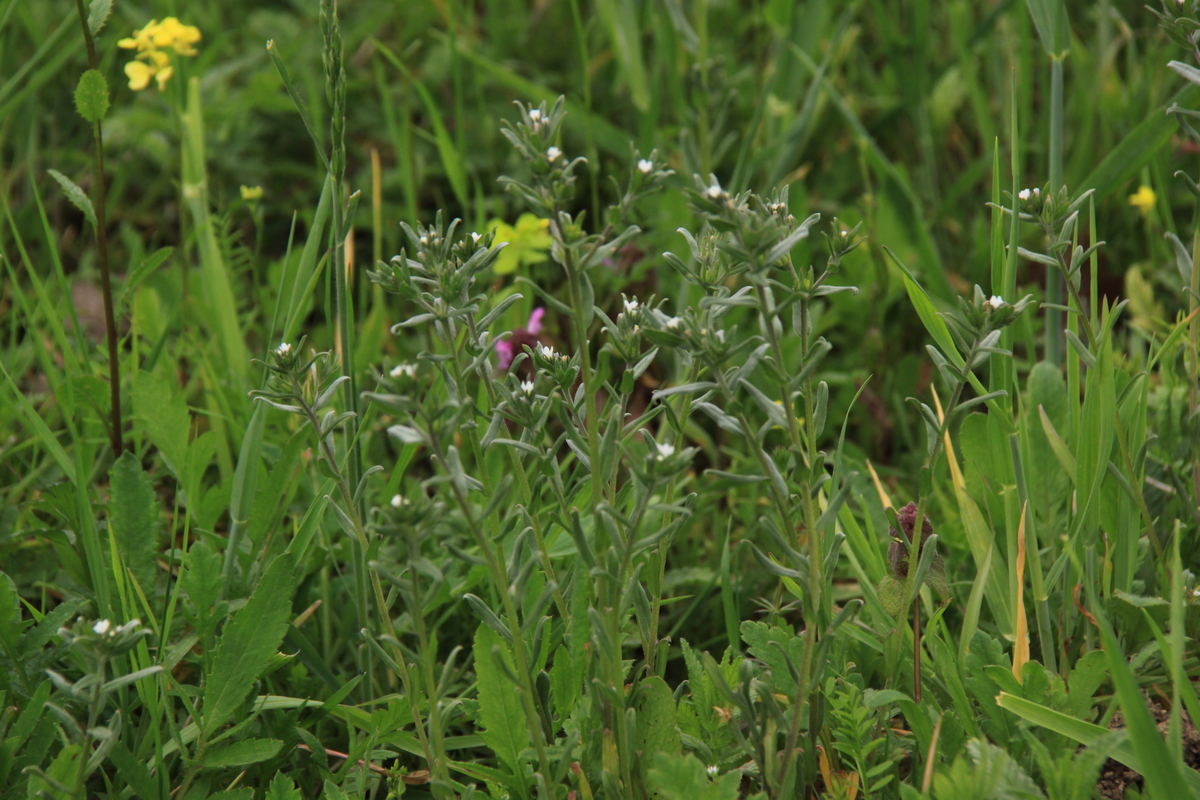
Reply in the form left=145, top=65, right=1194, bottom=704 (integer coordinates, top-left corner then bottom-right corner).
left=1, top=1, right=1200, bottom=799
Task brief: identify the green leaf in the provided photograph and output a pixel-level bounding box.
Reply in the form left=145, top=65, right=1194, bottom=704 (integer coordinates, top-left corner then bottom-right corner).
left=265, top=773, right=302, bottom=800
left=740, top=620, right=805, bottom=695
left=1024, top=0, right=1070, bottom=58
left=473, top=623, right=529, bottom=776
left=636, top=676, right=682, bottom=779
left=87, top=0, right=113, bottom=35
left=202, top=738, right=283, bottom=769
left=595, top=0, right=650, bottom=112
left=877, top=575, right=907, bottom=617
left=74, top=69, right=109, bottom=123
left=119, top=247, right=173, bottom=310
left=130, top=371, right=191, bottom=479
left=646, top=752, right=741, bottom=800
left=107, top=452, right=160, bottom=596
left=202, top=553, right=295, bottom=737
left=47, top=169, right=96, bottom=229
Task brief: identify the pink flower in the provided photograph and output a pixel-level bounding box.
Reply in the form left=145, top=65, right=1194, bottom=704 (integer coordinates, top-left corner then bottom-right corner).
left=495, top=308, right=545, bottom=370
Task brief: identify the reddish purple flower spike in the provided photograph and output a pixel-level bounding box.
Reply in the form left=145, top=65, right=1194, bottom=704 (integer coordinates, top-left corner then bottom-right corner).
left=495, top=308, right=546, bottom=370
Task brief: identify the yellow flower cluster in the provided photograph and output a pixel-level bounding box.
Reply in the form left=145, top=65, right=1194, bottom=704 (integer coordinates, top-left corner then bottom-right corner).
left=118, top=18, right=201, bottom=91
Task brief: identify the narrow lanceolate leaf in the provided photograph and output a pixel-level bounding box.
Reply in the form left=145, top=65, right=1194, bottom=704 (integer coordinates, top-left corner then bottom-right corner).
left=473, top=623, right=529, bottom=776
left=74, top=69, right=109, bottom=124
left=202, top=553, right=295, bottom=737
left=47, top=169, right=96, bottom=229
left=108, top=451, right=160, bottom=595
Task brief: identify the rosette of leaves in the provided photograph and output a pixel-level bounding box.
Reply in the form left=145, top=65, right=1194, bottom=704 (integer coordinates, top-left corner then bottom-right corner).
left=876, top=502, right=949, bottom=616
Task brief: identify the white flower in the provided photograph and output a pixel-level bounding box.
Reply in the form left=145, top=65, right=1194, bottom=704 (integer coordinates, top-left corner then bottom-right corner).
left=390, top=494, right=406, bottom=508
left=664, top=316, right=682, bottom=330
left=705, top=184, right=724, bottom=199
left=986, top=295, right=1006, bottom=310
left=520, top=380, right=536, bottom=395
left=706, top=765, right=720, bottom=778
left=275, top=342, right=291, bottom=357
left=547, top=146, right=562, bottom=162
left=1018, top=187, right=1041, bottom=202
left=471, top=231, right=482, bottom=244
left=93, top=619, right=111, bottom=635
left=1018, top=189, right=1030, bottom=201
left=528, top=108, right=543, bottom=123
left=623, top=297, right=639, bottom=314
left=637, top=159, right=653, bottom=174
left=655, top=442, right=675, bottom=461
left=390, top=363, right=418, bottom=379
left=538, top=344, right=556, bottom=359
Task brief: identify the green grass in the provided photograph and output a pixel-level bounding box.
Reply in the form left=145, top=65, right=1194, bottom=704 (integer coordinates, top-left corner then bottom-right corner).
left=1, top=0, right=1199, bottom=798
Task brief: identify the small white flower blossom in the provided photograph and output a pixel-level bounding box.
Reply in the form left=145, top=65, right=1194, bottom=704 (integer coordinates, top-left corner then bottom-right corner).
left=520, top=380, right=536, bottom=396
left=471, top=231, right=481, bottom=244
left=391, top=494, right=410, bottom=509
left=275, top=342, right=291, bottom=357
left=623, top=298, right=639, bottom=314
left=986, top=295, right=1006, bottom=310
left=705, top=184, right=724, bottom=200
left=655, top=442, right=675, bottom=461
left=390, top=363, right=418, bottom=379
left=538, top=344, right=556, bottom=359
left=528, top=108, right=543, bottom=123
left=637, top=159, right=654, bottom=174
left=547, top=146, right=562, bottom=162
left=93, top=619, right=111, bottom=635
left=706, top=765, right=720, bottom=778
left=664, top=316, right=682, bottom=330
left=1018, top=189, right=1030, bottom=201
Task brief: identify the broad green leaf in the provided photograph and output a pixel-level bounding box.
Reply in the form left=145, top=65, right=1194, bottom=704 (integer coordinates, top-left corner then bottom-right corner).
left=47, top=169, right=96, bottom=229
left=646, top=752, right=740, bottom=800
left=202, top=738, right=283, bottom=769
left=131, top=370, right=190, bottom=479
left=636, top=676, right=682, bottom=780
left=108, top=451, right=160, bottom=595
left=74, top=69, right=109, bottom=123
left=202, top=553, right=295, bottom=737
left=473, top=623, right=529, bottom=776
left=877, top=575, right=906, bottom=617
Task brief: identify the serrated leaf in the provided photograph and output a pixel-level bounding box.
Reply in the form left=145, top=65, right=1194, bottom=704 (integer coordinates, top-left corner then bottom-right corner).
left=202, top=738, right=283, bottom=769
left=636, top=676, right=682, bottom=779
left=48, top=169, right=97, bottom=229
left=74, top=69, right=110, bottom=123
left=108, top=452, right=160, bottom=595
left=740, top=620, right=805, bottom=696
left=131, top=370, right=191, bottom=479
left=474, top=623, right=529, bottom=776
left=87, top=0, right=113, bottom=35
left=265, top=773, right=302, bottom=800
left=202, top=553, right=295, bottom=737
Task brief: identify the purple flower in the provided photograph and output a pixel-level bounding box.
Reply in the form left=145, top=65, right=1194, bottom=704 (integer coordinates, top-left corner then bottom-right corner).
left=495, top=308, right=545, bottom=370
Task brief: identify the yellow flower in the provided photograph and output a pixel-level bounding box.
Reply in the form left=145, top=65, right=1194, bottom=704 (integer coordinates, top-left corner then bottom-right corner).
left=152, top=17, right=202, bottom=56
left=120, top=18, right=201, bottom=91
left=1129, top=185, right=1156, bottom=218
left=240, top=185, right=264, bottom=201
left=118, top=19, right=159, bottom=52
left=488, top=214, right=552, bottom=275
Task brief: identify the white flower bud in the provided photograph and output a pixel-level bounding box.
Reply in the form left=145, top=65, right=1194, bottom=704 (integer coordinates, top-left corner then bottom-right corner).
left=520, top=380, right=536, bottom=395
left=275, top=342, right=291, bottom=357
left=655, top=442, right=675, bottom=461
left=637, top=159, right=653, bottom=174
left=93, top=619, right=111, bottom=635
left=538, top=344, right=556, bottom=359
left=547, top=146, right=562, bottom=162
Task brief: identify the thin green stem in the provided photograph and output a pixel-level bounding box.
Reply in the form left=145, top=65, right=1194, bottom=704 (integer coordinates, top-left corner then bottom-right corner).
left=1045, top=57, right=1065, bottom=367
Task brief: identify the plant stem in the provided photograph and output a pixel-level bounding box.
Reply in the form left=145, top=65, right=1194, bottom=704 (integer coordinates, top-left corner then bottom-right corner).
left=73, top=0, right=123, bottom=456
left=1045, top=57, right=1064, bottom=367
